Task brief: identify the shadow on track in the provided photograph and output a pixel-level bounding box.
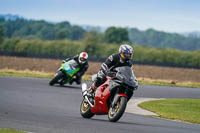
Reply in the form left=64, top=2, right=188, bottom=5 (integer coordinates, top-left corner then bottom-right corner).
left=90, top=118, right=142, bottom=125
left=86, top=117, right=196, bottom=131
left=50, top=84, right=81, bottom=89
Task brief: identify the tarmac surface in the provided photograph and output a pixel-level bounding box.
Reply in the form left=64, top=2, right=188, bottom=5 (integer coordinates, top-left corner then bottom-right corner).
left=0, top=76, right=200, bottom=133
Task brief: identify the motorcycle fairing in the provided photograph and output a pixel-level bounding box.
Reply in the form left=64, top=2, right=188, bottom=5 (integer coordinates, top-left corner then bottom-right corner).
left=109, top=80, right=121, bottom=92
left=91, top=79, right=111, bottom=114
left=90, top=66, right=138, bottom=115
left=114, top=66, right=138, bottom=88
left=61, top=59, right=80, bottom=77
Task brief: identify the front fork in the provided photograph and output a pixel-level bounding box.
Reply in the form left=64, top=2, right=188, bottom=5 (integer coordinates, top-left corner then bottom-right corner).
left=111, top=94, right=128, bottom=108
left=82, top=83, right=94, bottom=107
left=55, top=70, right=68, bottom=84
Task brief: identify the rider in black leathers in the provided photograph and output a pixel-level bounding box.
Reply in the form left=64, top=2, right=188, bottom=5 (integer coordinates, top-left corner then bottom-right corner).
left=88, top=44, right=135, bottom=94
left=64, top=52, right=89, bottom=85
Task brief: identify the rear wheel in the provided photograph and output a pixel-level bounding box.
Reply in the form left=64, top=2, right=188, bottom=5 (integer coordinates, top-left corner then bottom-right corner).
left=80, top=98, right=94, bottom=118
left=49, top=71, right=64, bottom=86
left=108, top=96, right=127, bottom=122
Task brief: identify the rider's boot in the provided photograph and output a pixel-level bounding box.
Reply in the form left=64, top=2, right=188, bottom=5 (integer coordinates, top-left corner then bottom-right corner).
left=69, top=80, right=73, bottom=85
left=87, top=84, right=96, bottom=98
left=60, top=79, right=65, bottom=86
left=69, top=78, right=76, bottom=85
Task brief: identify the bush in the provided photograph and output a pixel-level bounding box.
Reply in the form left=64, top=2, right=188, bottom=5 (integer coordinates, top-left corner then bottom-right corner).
left=0, top=38, right=200, bottom=68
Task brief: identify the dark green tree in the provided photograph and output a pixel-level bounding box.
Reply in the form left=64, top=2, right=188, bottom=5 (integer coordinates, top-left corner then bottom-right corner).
left=56, top=29, right=69, bottom=40
left=83, top=31, right=100, bottom=56
left=55, top=21, right=70, bottom=30
left=83, top=31, right=103, bottom=44
left=12, top=25, right=31, bottom=38
left=69, top=25, right=86, bottom=40
left=39, top=25, right=56, bottom=40
left=0, top=24, right=4, bottom=42
left=104, top=27, right=129, bottom=44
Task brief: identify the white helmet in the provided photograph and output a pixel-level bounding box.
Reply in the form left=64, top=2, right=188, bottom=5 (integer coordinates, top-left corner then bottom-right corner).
left=78, top=52, right=88, bottom=64
left=119, top=44, right=133, bottom=61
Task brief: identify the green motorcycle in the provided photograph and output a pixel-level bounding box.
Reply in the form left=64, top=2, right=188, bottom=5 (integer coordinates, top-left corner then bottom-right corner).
left=49, top=59, right=80, bottom=86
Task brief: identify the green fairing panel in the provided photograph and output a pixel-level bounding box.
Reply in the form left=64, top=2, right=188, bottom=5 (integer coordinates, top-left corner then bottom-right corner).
left=61, top=60, right=80, bottom=77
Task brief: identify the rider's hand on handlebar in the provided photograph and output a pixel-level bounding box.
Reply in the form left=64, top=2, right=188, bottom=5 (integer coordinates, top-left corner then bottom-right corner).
left=76, top=72, right=81, bottom=77
left=106, top=71, right=116, bottom=77
left=134, top=79, right=139, bottom=90
left=135, top=85, right=138, bottom=90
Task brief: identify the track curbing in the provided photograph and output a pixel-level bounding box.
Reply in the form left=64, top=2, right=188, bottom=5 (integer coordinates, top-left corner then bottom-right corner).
left=126, top=97, right=165, bottom=116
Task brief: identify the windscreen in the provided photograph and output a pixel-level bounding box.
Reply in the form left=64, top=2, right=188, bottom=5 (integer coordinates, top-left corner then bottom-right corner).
left=68, top=59, right=79, bottom=69
left=115, top=66, right=137, bottom=87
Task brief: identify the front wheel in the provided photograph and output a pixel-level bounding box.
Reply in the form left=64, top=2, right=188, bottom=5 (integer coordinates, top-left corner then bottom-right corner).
left=49, top=71, right=64, bottom=86
left=80, top=98, right=94, bottom=118
left=108, top=96, right=127, bottom=122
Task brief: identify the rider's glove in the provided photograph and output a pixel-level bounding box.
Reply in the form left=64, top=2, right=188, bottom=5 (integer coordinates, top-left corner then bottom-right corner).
left=76, top=72, right=81, bottom=77
left=135, top=85, right=138, bottom=90
left=106, top=71, right=116, bottom=77
left=134, top=79, right=139, bottom=90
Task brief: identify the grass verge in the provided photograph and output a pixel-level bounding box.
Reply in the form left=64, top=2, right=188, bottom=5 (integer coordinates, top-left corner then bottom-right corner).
left=0, top=69, right=53, bottom=79
left=138, top=98, right=200, bottom=124
left=0, top=128, right=26, bottom=133
left=0, top=69, right=200, bottom=88
left=138, top=77, right=200, bottom=88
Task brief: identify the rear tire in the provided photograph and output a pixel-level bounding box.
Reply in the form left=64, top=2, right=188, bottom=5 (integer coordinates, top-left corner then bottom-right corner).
left=108, top=96, right=127, bottom=122
left=49, top=71, right=64, bottom=86
left=80, top=98, right=94, bottom=118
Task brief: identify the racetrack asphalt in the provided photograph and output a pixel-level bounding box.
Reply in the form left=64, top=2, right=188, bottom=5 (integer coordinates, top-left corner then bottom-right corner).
left=0, top=76, right=200, bottom=133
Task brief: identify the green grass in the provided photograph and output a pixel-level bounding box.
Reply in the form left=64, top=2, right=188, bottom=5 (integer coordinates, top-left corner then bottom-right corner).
left=0, top=69, right=53, bottom=79
left=0, top=128, right=26, bottom=133
left=0, top=69, right=200, bottom=88
left=139, top=79, right=200, bottom=88
left=139, top=99, right=200, bottom=124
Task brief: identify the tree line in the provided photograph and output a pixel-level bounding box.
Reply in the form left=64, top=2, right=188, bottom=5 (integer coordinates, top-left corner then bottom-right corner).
left=1, top=17, right=200, bottom=51
left=0, top=18, right=85, bottom=40
left=0, top=18, right=129, bottom=44
left=129, top=28, right=200, bottom=51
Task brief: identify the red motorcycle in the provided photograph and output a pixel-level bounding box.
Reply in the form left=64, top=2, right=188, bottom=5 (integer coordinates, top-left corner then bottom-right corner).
left=80, top=66, right=138, bottom=122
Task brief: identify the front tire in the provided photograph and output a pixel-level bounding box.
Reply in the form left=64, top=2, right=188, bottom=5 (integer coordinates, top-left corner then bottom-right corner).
left=80, top=98, right=94, bottom=118
left=49, top=71, right=64, bottom=86
left=108, top=96, right=127, bottom=122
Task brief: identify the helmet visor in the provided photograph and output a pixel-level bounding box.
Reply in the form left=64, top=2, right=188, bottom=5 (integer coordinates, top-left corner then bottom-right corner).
left=80, top=57, right=87, bottom=63
left=124, top=53, right=132, bottom=60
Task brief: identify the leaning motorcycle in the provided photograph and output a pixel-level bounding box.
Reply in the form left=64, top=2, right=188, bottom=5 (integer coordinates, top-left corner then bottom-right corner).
left=80, top=66, right=138, bottom=122
left=49, top=59, right=80, bottom=86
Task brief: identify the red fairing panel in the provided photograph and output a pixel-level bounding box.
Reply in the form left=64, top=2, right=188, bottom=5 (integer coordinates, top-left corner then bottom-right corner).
left=118, top=93, right=128, bottom=98
left=91, top=79, right=111, bottom=114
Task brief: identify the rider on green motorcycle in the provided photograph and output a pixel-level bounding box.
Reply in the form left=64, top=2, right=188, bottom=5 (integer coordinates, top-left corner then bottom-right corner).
left=63, top=52, right=89, bottom=85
